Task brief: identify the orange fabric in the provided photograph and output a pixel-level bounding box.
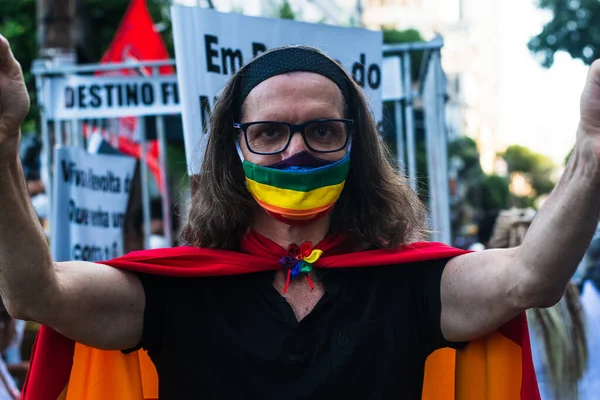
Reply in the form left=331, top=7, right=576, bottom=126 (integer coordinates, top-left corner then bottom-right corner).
left=139, top=350, right=159, bottom=398
left=63, top=345, right=157, bottom=400
left=455, top=331, right=523, bottom=399
left=422, top=348, right=456, bottom=400
left=47, top=338, right=527, bottom=400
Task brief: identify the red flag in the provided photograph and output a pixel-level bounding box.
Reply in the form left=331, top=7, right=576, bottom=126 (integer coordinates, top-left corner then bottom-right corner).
left=92, top=0, right=172, bottom=187
left=97, top=0, right=174, bottom=140
left=100, top=0, right=173, bottom=75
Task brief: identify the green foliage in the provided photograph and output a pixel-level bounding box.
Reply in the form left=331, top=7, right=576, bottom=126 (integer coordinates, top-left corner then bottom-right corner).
left=447, top=136, right=483, bottom=178
left=529, top=0, right=600, bottom=67
left=531, top=175, right=555, bottom=196
left=478, top=174, right=510, bottom=211
left=383, top=28, right=425, bottom=81
left=501, top=144, right=555, bottom=196
left=166, top=143, right=189, bottom=192
left=448, top=137, right=509, bottom=211
left=502, top=144, right=542, bottom=173
left=279, top=1, right=296, bottom=20
left=383, top=28, right=424, bottom=45
left=0, top=0, right=38, bottom=132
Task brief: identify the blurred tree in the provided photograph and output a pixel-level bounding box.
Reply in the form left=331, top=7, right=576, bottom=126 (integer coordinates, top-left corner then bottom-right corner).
left=446, top=136, right=509, bottom=244
left=467, top=174, right=510, bottom=211
left=279, top=1, right=296, bottom=20
left=502, top=144, right=538, bottom=172
left=528, top=0, right=600, bottom=67
left=501, top=144, right=555, bottom=196
left=448, top=136, right=483, bottom=178
left=448, top=136, right=509, bottom=211
left=0, top=0, right=38, bottom=133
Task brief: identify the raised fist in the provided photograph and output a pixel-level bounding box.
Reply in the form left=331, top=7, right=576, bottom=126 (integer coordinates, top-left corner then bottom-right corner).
left=0, top=34, right=30, bottom=148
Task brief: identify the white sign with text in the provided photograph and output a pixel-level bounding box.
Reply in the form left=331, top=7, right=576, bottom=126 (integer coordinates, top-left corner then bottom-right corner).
left=171, top=6, right=383, bottom=174
left=50, top=146, right=137, bottom=262
left=44, top=75, right=180, bottom=119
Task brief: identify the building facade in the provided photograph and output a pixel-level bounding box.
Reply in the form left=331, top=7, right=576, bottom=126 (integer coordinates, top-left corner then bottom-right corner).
left=363, top=0, right=506, bottom=174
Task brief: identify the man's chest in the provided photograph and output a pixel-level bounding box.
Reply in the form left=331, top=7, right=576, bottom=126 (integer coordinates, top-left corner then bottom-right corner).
left=272, top=270, right=326, bottom=321
left=156, top=306, right=423, bottom=400
left=157, top=272, right=420, bottom=368
left=150, top=271, right=429, bottom=399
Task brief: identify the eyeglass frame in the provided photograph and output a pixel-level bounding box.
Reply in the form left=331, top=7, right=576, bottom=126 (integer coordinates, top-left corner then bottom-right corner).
left=233, top=118, right=354, bottom=155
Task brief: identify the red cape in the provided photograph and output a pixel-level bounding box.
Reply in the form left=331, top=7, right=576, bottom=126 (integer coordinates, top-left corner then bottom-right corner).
left=21, top=232, right=540, bottom=400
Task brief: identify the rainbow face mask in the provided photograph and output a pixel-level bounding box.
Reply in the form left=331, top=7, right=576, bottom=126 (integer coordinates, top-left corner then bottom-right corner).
left=238, top=148, right=351, bottom=226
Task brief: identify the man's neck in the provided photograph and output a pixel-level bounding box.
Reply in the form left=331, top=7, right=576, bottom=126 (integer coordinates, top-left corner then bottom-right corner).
left=252, top=209, right=332, bottom=250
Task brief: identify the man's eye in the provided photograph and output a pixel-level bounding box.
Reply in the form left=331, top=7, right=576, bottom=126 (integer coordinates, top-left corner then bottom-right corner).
left=261, top=130, right=280, bottom=138
left=315, top=127, right=332, bottom=137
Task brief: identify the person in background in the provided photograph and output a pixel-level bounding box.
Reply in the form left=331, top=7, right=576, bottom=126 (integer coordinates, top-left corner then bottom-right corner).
left=0, top=301, right=20, bottom=400
left=488, top=208, right=588, bottom=400
left=132, top=197, right=179, bottom=249
left=468, top=210, right=500, bottom=251
left=573, top=222, right=600, bottom=398
left=2, top=320, right=24, bottom=373
left=19, top=136, right=44, bottom=197
left=19, top=136, right=48, bottom=232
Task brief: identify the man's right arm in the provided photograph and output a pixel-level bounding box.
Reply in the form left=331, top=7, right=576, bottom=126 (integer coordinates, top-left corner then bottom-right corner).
left=0, top=34, right=145, bottom=350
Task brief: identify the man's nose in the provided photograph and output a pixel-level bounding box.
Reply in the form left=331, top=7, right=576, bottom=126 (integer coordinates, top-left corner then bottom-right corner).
left=282, top=130, right=310, bottom=158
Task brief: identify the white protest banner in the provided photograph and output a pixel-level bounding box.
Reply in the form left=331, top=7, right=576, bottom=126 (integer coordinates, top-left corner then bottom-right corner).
left=43, top=75, right=180, bottom=120
left=171, top=6, right=383, bottom=174
left=50, top=146, right=137, bottom=262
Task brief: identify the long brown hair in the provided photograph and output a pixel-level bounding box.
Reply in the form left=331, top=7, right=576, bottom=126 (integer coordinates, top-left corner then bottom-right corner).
left=489, top=208, right=588, bottom=399
left=182, top=45, right=427, bottom=250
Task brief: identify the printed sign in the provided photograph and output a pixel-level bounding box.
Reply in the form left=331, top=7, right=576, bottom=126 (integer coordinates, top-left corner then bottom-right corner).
left=44, top=75, right=180, bottom=119
left=171, top=6, right=383, bottom=174
left=50, top=146, right=137, bottom=262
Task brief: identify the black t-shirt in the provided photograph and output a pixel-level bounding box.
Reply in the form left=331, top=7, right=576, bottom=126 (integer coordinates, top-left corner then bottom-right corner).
left=134, top=259, right=459, bottom=399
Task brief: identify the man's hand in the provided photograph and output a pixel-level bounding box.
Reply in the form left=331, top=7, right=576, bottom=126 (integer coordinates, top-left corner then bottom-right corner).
left=0, top=34, right=29, bottom=147
left=441, top=61, right=600, bottom=343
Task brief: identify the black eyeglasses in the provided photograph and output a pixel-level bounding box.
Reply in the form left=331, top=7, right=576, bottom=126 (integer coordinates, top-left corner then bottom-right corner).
left=233, top=119, right=353, bottom=155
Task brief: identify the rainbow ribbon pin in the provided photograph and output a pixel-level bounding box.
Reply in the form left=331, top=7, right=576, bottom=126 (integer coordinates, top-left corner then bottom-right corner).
left=278, top=242, right=323, bottom=293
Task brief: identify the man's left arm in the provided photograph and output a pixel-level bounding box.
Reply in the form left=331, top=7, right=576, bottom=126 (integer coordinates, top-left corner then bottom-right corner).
left=440, top=61, right=600, bottom=342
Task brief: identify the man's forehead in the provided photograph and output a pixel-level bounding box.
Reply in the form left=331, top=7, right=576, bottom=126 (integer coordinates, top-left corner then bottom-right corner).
left=246, top=72, right=342, bottom=98
left=242, top=73, right=345, bottom=120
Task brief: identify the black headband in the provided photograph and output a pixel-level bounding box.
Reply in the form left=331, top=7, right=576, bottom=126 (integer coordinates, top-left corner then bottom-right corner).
left=236, top=47, right=352, bottom=108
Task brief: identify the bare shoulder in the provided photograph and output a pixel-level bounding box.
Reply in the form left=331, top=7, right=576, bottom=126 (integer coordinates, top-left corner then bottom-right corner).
left=440, top=248, right=522, bottom=342
left=55, top=260, right=140, bottom=280
left=45, top=261, right=145, bottom=350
